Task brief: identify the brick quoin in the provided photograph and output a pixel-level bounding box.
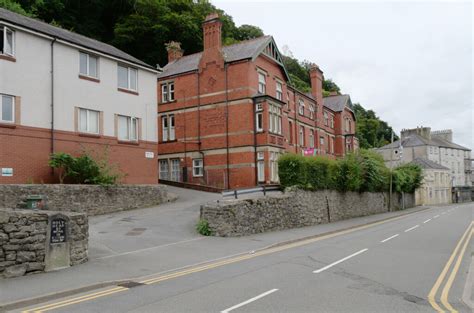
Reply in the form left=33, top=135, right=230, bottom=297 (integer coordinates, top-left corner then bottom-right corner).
left=157, top=13, right=358, bottom=190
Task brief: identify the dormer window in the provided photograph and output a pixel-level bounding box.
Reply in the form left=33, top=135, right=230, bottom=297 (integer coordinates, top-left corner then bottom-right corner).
left=1, top=26, right=14, bottom=57
left=258, top=72, right=266, bottom=94
left=161, top=82, right=175, bottom=103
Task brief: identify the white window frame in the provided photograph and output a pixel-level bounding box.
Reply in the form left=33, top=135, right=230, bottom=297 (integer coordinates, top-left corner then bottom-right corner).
left=2, top=27, right=14, bottom=57
left=161, top=82, right=175, bottom=103
left=193, top=159, right=203, bottom=177
left=159, top=159, right=169, bottom=180
left=0, top=94, right=14, bottom=123
left=268, top=103, right=282, bottom=135
left=276, top=81, right=283, bottom=101
left=78, top=108, right=100, bottom=134
left=118, top=65, right=138, bottom=91
left=298, top=99, right=305, bottom=115
left=299, top=126, right=304, bottom=146
left=257, top=152, right=265, bottom=182
left=258, top=72, right=266, bottom=94
left=324, top=112, right=329, bottom=126
left=309, top=130, right=314, bottom=148
left=170, top=159, right=181, bottom=182
left=161, top=114, right=175, bottom=141
left=79, top=52, right=99, bottom=78
left=270, top=152, right=279, bottom=182
left=309, top=105, right=315, bottom=120
left=118, top=115, right=138, bottom=141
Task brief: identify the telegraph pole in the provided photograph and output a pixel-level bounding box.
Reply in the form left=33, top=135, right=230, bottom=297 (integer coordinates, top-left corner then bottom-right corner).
left=389, top=131, right=394, bottom=212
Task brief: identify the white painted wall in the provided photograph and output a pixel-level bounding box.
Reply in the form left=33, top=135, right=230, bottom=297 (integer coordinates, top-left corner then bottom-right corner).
left=1, top=25, right=158, bottom=142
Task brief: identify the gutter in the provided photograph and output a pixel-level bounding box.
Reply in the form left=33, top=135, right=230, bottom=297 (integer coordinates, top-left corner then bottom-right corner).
left=225, top=63, right=230, bottom=189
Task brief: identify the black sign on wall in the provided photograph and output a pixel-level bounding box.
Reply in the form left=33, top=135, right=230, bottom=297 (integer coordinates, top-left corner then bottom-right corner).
left=50, top=218, right=67, bottom=243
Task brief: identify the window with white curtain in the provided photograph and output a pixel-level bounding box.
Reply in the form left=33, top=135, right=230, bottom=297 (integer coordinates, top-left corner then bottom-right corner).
left=0, top=94, right=14, bottom=123
left=79, top=108, right=99, bottom=134
left=79, top=52, right=98, bottom=78
left=159, top=160, right=169, bottom=180
left=257, top=152, right=265, bottom=182
left=258, top=72, right=266, bottom=94
left=161, top=114, right=175, bottom=141
left=1, top=27, right=14, bottom=56
left=118, top=115, right=138, bottom=141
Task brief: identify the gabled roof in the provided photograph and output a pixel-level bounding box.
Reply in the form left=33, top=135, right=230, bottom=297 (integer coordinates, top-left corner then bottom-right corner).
left=158, top=36, right=290, bottom=80
left=378, top=133, right=471, bottom=151
left=323, top=95, right=353, bottom=112
left=411, top=158, right=449, bottom=170
left=0, top=8, right=155, bottom=70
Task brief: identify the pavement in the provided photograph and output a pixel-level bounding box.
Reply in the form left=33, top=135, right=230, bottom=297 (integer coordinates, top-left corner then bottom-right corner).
left=0, top=186, right=472, bottom=312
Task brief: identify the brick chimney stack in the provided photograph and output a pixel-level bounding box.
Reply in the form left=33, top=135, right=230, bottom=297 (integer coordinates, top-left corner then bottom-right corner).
left=166, top=41, right=183, bottom=63
left=309, top=64, right=324, bottom=106
left=202, top=13, right=222, bottom=52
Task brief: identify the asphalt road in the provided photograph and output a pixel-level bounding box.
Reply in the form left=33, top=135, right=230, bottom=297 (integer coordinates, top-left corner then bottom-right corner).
left=17, top=202, right=473, bottom=313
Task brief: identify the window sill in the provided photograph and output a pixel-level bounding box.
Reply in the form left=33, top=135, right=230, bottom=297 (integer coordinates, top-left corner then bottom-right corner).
left=78, top=132, right=101, bottom=138
left=118, top=88, right=139, bottom=96
left=0, top=54, right=16, bottom=62
left=160, top=100, right=177, bottom=105
left=159, top=140, right=177, bottom=144
left=0, top=122, right=16, bottom=129
left=78, top=74, right=100, bottom=83
left=118, top=140, right=140, bottom=145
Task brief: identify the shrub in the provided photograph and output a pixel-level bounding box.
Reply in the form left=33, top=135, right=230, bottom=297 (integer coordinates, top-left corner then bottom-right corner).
left=305, top=157, right=337, bottom=190
left=49, top=148, right=123, bottom=185
left=392, top=163, right=423, bottom=193
left=357, top=150, right=390, bottom=192
left=278, top=154, right=307, bottom=188
left=196, top=219, right=212, bottom=236
left=333, top=153, right=363, bottom=192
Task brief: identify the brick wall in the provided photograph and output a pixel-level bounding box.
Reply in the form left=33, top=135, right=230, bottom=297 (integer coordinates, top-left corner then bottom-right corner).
left=0, top=125, right=158, bottom=184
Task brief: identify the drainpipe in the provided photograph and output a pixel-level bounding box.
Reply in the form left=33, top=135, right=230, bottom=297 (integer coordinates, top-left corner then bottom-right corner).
left=253, top=98, right=258, bottom=185
left=50, top=38, right=57, bottom=175
left=225, top=63, right=230, bottom=189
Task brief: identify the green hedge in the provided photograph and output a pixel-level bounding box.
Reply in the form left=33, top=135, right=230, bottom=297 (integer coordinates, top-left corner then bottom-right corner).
left=278, top=149, right=421, bottom=193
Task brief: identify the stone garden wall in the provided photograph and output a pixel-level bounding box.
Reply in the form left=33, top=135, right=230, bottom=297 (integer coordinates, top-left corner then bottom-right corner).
left=200, top=189, right=414, bottom=237
left=0, top=184, right=177, bottom=216
left=0, top=208, right=88, bottom=278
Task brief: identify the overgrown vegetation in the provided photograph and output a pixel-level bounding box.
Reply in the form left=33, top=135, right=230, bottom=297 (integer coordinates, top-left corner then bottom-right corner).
left=49, top=148, right=123, bottom=185
left=196, top=219, right=212, bottom=236
left=278, top=151, right=422, bottom=194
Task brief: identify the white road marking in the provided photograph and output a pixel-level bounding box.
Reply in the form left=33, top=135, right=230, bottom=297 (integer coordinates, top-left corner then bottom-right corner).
left=405, top=225, right=419, bottom=232
left=313, top=249, right=368, bottom=274
left=434, top=215, right=440, bottom=219
left=221, top=289, right=279, bottom=313
left=423, top=219, right=432, bottom=224
left=96, top=237, right=205, bottom=259
left=381, top=234, right=399, bottom=243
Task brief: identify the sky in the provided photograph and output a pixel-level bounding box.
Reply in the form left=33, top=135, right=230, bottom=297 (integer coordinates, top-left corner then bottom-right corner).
left=213, top=0, right=473, bottom=151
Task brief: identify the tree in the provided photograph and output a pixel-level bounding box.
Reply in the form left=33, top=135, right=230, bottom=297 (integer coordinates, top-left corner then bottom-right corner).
left=233, top=24, right=263, bottom=41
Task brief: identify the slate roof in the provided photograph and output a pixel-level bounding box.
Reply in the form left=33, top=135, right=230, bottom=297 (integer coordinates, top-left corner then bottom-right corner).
left=378, top=133, right=471, bottom=151
left=411, top=158, right=450, bottom=170
left=158, top=36, right=276, bottom=78
left=0, top=8, right=155, bottom=70
left=323, top=95, right=352, bottom=112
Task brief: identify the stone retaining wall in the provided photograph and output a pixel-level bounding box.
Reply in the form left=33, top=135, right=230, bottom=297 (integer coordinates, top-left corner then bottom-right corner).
left=0, top=184, right=177, bottom=216
left=0, top=209, right=88, bottom=278
left=200, top=189, right=414, bottom=237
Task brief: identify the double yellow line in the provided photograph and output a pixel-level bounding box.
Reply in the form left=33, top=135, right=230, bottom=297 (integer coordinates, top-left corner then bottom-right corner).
left=22, top=208, right=426, bottom=312
left=428, top=221, right=473, bottom=313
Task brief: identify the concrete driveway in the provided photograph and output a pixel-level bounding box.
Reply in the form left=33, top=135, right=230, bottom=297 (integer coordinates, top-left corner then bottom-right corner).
left=89, top=185, right=221, bottom=259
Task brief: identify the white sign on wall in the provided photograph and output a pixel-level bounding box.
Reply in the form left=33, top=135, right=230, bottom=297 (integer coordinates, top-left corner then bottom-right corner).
left=1, top=168, right=13, bottom=177
left=145, top=152, right=155, bottom=159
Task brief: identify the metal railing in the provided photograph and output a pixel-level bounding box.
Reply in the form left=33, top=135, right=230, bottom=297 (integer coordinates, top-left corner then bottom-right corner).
left=222, top=185, right=281, bottom=199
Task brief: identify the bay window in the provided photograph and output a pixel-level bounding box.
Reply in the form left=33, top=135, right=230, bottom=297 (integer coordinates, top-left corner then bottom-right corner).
left=257, top=152, right=265, bottom=182
left=276, top=81, right=283, bottom=101
left=269, top=103, right=282, bottom=134
left=256, top=103, right=263, bottom=132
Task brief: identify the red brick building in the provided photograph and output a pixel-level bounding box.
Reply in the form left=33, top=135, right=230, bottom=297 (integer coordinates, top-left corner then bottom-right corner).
left=157, top=13, right=357, bottom=190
